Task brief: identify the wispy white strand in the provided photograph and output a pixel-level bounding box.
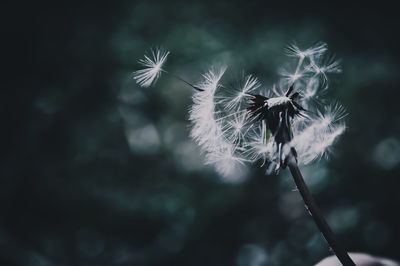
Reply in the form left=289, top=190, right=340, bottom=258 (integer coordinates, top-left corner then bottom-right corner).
left=308, top=54, right=342, bottom=82
left=133, top=48, right=170, bottom=87
left=224, top=75, right=261, bottom=110
left=285, top=42, right=328, bottom=59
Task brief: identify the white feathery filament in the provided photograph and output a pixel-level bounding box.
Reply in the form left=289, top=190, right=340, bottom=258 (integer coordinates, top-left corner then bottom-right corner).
left=133, top=49, right=170, bottom=87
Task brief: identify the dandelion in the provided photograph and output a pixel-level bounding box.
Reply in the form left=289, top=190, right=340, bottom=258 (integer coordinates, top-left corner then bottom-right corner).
left=133, top=42, right=355, bottom=265
left=133, top=48, right=170, bottom=87
left=133, top=44, right=346, bottom=178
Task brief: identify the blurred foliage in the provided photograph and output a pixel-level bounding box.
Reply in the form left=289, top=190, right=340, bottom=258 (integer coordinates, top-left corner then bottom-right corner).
left=2, top=0, right=400, bottom=265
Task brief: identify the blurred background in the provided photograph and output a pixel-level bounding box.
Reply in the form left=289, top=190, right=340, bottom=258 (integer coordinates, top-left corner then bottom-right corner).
left=2, top=0, right=400, bottom=265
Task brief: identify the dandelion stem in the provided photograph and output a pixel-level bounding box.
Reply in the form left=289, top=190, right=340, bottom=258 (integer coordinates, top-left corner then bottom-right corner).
left=287, top=155, right=355, bottom=266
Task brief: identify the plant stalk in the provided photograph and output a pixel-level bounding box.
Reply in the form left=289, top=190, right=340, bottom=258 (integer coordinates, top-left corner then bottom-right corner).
left=287, top=156, right=356, bottom=266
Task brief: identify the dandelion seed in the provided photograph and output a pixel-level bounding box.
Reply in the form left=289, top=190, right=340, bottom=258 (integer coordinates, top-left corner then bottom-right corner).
left=222, top=111, right=251, bottom=143
left=133, top=48, right=170, bottom=87
left=189, top=66, right=227, bottom=150
left=285, top=42, right=327, bottom=59
left=224, top=75, right=261, bottom=110
left=308, top=54, right=342, bottom=80
left=317, top=102, right=348, bottom=126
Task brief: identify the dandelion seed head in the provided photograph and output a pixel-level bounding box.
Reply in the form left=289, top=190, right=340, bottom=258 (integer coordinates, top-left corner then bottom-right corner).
left=318, top=102, right=348, bottom=125
left=133, top=48, right=169, bottom=87
left=182, top=42, right=345, bottom=179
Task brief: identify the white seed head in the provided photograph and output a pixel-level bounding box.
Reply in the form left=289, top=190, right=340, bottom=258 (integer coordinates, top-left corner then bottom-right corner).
left=184, top=43, right=345, bottom=179
left=133, top=48, right=169, bottom=87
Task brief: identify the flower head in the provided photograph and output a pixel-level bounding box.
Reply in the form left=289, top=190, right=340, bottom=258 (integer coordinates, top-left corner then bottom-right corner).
left=188, top=43, right=346, bottom=178
left=133, top=48, right=169, bottom=87
left=133, top=43, right=346, bottom=179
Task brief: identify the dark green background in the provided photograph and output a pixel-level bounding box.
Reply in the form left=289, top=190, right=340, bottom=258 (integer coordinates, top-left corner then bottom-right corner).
left=2, top=1, right=399, bottom=265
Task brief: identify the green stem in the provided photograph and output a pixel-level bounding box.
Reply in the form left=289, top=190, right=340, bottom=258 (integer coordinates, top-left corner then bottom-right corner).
left=287, top=156, right=355, bottom=266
